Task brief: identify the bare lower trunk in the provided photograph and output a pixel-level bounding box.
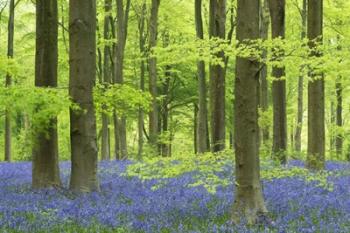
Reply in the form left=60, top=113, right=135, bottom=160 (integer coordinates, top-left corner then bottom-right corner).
left=137, top=2, right=147, bottom=160
left=307, top=0, right=324, bottom=170
left=4, top=0, right=14, bottom=162
left=260, top=0, right=270, bottom=144
left=195, top=0, right=209, bottom=154
left=294, top=0, right=306, bottom=153
left=114, top=112, right=120, bottom=160
left=114, top=0, right=131, bottom=159
left=148, top=0, right=161, bottom=149
left=335, top=78, right=343, bottom=158
left=101, top=0, right=113, bottom=161
left=269, top=0, right=287, bottom=164
left=233, top=0, right=267, bottom=224
left=209, top=0, right=226, bottom=152
left=32, top=0, right=61, bottom=188
left=69, top=0, right=99, bottom=192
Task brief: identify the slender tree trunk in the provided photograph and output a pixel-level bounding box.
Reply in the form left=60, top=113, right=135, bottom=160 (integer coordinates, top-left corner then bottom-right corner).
left=113, top=113, right=120, bottom=160
left=148, top=0, right=161, bottom=150
left=294, top=0, right=307, bottom=153
left=209, top=0, right=226, bottom=152
left=232, top=0, right=267, bottom=225
left=195, top=0, right=210, bottom=154
left=32, top=0, right=61, bottom=189
left=5, top=0, right=14, bottom=162
left=335, top=78, right=343, bottom=158
left=101, top=0, right=113, bottom=161
left=307, top=0, right=325, bottom=170
left=115, top=0, right=131, bottom=159
left=269, top=0, right=287, bottom=164
left=330, top=101, right=335, bottom=155
left=194, top=103, right=198, bottom=154
left=260, top=0, right=270, bottom=144
left=137, top=1, right=147, bottom=160
left=69, top=0, right=99, bottom=192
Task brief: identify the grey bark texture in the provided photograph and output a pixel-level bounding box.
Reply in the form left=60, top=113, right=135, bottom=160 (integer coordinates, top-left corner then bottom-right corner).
left=69, top=0, right=99, bottom=192
left=137, top=1, right=147, bottom=160
left=307, top=0, right=325, bottom=170
left=269, top=0, right=287, bottom=164
left=32, top=0, right=61, bottom=189
left=232, top=0, right=267, bottom=224
left=294, top=0, right=307, bottom=153
left=209, top=0, right=226, bottom=152
left=195, top=0, right=210, bottom=154
left=259, top=0, right=270, bottom=145
left=5, top=0, right=14, bottom=162
left=101, top=0, right=113, bottom=161
left=148, top=0, right=161, bottom=150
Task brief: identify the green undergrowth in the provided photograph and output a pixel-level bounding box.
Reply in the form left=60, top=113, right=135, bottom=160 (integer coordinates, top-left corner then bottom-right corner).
left=124, top=151, right=336, bottom=193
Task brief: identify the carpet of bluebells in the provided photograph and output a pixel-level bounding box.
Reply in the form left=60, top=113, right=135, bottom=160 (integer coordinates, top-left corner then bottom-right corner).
left=1, top=160, right=350, bottom=233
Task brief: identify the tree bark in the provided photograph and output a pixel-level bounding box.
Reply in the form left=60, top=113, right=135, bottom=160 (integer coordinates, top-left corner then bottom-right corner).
left=259, top=0, right=270, bottom=144
left=269, top=0, right=287, bottom=164
left=5, top=0, right=14, bottom=162
left=137, top=1, right=147, bottom=160
left=69, top=0, right=99, bottom=192
left=335, top=78, right=343, bottom=158
left=294, top=0, right=307, bottom=153
left=101, top=0, right=113, bottom=161
left=307, top=0, right=325, bottom=170
left=195, top=0, right=210, bottom=154
left=114, top=0, right=131, bottom=159
left=148, top=0, right=161, bottom=150
left=32, top=0, right=61, bottom=189
left=232, top=0, right=267, bottom=225
left=209, top=0, right=226, bottom=152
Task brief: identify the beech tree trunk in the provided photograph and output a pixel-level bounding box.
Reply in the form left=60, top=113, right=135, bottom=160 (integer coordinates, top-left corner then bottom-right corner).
left=69, top=0, right=99, bottom=192
left=294, top=0, right=307, bottom=153
left=114, top=0, right=131, bottom=159
left=32, top=0, right=61, bottom=189
left=232, top=0, right=267, bottom=224
left=5, top=0, right=14, bottom=162
left=307, top=0, right=325, bottom=170
left=269, top=0, right=287, bottom=164
left=195, top=0, right=210, bottom=154
left=101, top=0, right=113, bottom=160
left=209, top=0, right=226, bottom=152
left=259, top=0, right=270, bottom=144
left=137, top=1, right=147, bottom=160
left=148, top=0, right=161, bottom=150
left=335, top=79, right=343, bottom=157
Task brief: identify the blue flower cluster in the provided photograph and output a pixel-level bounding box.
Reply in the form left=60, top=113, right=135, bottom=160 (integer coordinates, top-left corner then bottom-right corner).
left=0, top=160, right=350, bottom=232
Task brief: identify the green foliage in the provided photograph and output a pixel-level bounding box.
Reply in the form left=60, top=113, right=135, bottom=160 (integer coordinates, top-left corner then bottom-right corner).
left=94, top=83, right=151, bottom=117
left=124, top=151, right=336, bottom=193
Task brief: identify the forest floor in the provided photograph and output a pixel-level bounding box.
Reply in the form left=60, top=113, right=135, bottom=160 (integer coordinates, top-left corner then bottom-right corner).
left=1, top=157, right=350, bottom=233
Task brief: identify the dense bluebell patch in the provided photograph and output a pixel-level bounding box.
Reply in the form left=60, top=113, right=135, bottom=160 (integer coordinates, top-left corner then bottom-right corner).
left=0, top=160, right=350, bottom=232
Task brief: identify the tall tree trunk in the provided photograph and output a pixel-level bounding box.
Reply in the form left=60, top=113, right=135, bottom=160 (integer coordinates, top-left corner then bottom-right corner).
left=137, top=1, right=147, bottom=160
left=69, top=0, right=99, bottom=192
left=195, top=0, right=210, bottom=154
left=32, top=0, right=61, bottom=189
left=148, top=0, right=161, bottom=150
left=307, top=0, right=325, bottom=170
left=101, top=0, right=113, bottom=161
left=330, top=100, right=335, bottom=155
left=232, top=0, right=267, bottom=224
left=260, top=0, right=270, bottom=144
left=294, top=0, right=307, bottom=153
left=115, top=0, right=131, bottom=159
left=269, top=0, right=287, bottom=164
left=335, top=78, right=343, bottom=158
left=5, top=0, right=14, bottom=162
left=209, top=0, right=226, bottom=152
